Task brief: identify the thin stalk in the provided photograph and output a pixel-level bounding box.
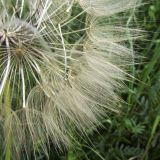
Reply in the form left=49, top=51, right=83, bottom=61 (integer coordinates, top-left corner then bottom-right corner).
left=126, top=9, right=136, bottom=109
left=136, top=42, right=160, bottom=99
left=141, top=113, right=160, bottom=160
left=4, top=81, right=11, bottom=160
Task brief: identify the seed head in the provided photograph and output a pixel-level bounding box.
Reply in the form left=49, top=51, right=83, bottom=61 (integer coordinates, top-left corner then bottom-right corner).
left=0, top=0, right=141, bottom=159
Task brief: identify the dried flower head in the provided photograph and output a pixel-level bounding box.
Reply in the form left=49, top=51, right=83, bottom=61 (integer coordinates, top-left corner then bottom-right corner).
left=0, top=0, right=141, bottom=159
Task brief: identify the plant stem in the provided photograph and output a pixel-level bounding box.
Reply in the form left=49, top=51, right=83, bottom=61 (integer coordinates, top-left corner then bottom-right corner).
left=141, top=113, right=160, bottom=160
left=4, top=81, right=11, bottom=160
left=136, top=42, right=160, bottom=99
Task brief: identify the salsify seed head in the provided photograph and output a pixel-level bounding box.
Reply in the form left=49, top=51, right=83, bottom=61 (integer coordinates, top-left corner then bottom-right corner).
left=78, top=0, right=140, bottom=16
left=0, top=0, right=142, bottom=159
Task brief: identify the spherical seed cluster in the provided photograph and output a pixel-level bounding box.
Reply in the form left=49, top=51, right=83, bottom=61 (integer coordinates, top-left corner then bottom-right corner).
left=0, top=0, right=141, bottom=159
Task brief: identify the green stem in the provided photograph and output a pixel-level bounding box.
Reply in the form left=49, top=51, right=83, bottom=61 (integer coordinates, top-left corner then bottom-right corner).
left=4, top=81, right=11, bottom=160
left=126, top=10, right=136, bottom=108
left=136, top=42, right=160, bottom=99
left=141, top=113, right=160, bottom=160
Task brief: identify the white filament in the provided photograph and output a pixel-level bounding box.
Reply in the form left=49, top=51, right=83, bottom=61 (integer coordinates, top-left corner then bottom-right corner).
left=20, top=66, right=26, bottom=108
left=58, top=23, right=67, bottom=79
left=0, top=37, right=11, bottom=95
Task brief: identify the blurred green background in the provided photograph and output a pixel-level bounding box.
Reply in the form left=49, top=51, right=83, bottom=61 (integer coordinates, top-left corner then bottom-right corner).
left=32, top=0, right=160, bottom=160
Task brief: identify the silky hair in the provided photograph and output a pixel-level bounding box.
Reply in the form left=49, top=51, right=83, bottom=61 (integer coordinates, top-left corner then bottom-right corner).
left=0, top=0, right=141, bottom=159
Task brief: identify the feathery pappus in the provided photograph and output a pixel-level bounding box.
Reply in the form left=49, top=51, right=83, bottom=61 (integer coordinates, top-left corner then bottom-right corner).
left=0, top=0, right=141, bottom=159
